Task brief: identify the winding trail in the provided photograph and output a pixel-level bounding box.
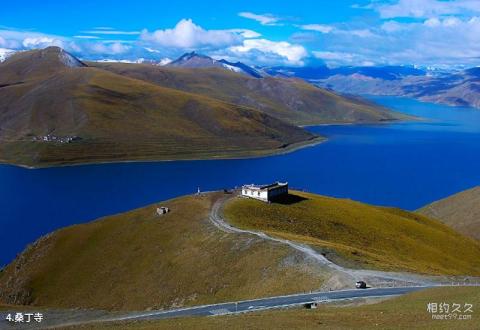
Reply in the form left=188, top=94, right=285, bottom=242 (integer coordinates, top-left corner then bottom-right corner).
left=210, top=196, right=438, bottom=286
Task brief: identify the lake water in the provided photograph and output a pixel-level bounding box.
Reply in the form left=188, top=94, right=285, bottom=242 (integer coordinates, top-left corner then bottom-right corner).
left=1, top=96, right=480, bottom=265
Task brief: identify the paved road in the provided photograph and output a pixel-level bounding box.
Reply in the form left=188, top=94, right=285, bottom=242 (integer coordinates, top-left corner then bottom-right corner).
left=0, top=286, right=431, bottom=329
left=112, top=286, right=429, bottom=322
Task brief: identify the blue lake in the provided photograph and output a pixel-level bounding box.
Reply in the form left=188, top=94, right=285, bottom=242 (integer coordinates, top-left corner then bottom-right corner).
left=1, top=96, right=480, bottom=265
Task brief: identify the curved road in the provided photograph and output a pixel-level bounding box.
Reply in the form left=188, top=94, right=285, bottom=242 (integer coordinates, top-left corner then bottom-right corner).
left=2, top=194, right=447, bottom=329
left=210, top=196, right=437, bottom=286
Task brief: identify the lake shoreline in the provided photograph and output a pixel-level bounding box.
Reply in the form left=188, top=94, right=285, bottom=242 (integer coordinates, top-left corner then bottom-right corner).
left=2, top=96, right=479, bottom=265
left=0, top=135, right=327, bottom=170
left=0, top=116, right=418, bottom=170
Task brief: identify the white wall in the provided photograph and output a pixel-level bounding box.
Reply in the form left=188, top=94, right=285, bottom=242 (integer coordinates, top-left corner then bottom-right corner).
left=242, top=188, right=268, bottom=202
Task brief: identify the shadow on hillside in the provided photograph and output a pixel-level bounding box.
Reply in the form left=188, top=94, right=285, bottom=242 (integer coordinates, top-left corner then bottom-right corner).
left=272, top=193, right=308, bottom=205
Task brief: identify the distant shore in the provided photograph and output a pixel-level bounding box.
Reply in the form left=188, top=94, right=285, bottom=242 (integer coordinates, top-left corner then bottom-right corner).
left=0, top=115, right=421, bottom=170
left=0, top=135, right=326, bottom=170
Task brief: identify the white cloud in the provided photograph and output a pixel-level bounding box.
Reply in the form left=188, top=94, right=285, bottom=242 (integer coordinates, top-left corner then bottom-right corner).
left=144, top=47, right=160, bottom=53
left=88, top=42, right=131, bottom=54
left=381, top=20, right=408, bottom=32
left=315, top=15, right=480, bottom=66
left=229, top=39, right=307, bottom=65
left=0, top=29, right=63, bottom=49
left=297, top=24, right=375, bottom=39
left=313, top=51, right=356, bottom=61
left=227, top=29, right=261, bottom=38
left=300, top=24, right=334, bottom=33
left=0, top=21, right=304, bottom=66
left=22, top=37, right=64, bottom=48
left=158, top=58, right=172, bottom=65
left=238, top=12, right=281, bottom=26
left=375, top=0, right=480, bottom=19
left=312, top=51, right=378, bottom=66
left=81, top=29, right=141, bottom=35
left=141, top=19, right=241, bottom=49
left=352, top=29, right=377, bottom=38
left=73, top=35, right=100, bottom=39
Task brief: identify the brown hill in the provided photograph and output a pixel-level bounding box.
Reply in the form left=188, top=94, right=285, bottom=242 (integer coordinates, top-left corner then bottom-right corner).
left=0, top=193, right=325, bottom=311
left=0, top=47, right=85, bottom=83
left=0, top=47, right=317, bottom=167
left=91, top=62, right=409, bottom=126
left=418, top=186, right=480, bottom=240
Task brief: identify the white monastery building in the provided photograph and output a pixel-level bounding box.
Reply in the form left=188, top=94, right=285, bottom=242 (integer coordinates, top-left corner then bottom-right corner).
left=241, top=182, right=288, bottom=202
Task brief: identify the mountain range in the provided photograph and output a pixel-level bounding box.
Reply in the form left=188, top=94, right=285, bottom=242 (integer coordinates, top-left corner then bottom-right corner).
left=3, top=47, right=480, bottom=109
left=0, top=47, right=405, bottom=167
left=160, top=54, right=480, bottom=109
left=92, top=60, right=403, bottom=126
left=266, top=65, right=480, bottom=109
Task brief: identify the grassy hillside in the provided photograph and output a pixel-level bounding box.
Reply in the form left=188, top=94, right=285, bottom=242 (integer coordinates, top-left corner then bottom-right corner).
left=0, top=193, right=325, bottom=311
left=0, top=47, right=318, bottom=167
left=223, top=191, right=480, bottom=275
left=91, top=62, right=410, bottom=126
left=418, top=186, right=480, bottom=240
left=63, top=286, right=480, bottom=330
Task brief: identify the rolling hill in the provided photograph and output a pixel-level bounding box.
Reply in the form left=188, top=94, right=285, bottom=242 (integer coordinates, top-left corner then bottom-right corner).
left=224, top=191, right=480, bottom=275
left=2, top=190, right=480, bottom=313
left=418, top=186, right=480, bottom=240
left=91, top=60, right=409, bottom=126
left=0, top=193, right=325, bottom=311
left=0, top=47, right=318, bottom=167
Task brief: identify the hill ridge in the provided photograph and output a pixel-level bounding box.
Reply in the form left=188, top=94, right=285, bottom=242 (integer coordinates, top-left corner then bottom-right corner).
left=418, top=186, right=480, bottom=240
left=0, top=47, right=316, bottom=167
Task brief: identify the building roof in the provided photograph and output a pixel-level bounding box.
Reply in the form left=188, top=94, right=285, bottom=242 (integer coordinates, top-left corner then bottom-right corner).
left=242, top=182, right=288, bottom=191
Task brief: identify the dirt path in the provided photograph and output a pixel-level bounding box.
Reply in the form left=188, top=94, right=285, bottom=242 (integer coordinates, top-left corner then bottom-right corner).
left=209, top=196, right=439, bottom=287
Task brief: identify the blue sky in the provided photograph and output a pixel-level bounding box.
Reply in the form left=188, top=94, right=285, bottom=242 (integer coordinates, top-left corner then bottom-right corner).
left=1, top=0, right=480, bottom=67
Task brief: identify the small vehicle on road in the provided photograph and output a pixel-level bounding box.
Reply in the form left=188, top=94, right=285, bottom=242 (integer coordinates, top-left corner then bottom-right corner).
left=355, top=281, right=367, bottom=289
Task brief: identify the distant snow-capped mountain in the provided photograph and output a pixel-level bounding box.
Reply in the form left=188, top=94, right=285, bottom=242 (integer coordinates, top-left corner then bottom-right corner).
left=218, top=59, right=263, bottom=78
left=266, top=64, right=480, bottom=109
left=95, top=58, right=150, bottom=64
left=94, top=57, right=172, bottom=66
left=265, top=65, right=426, bottom=80
left=167, top=52, right=264, bottom=78
left=0, top=48, right=16, bottom=62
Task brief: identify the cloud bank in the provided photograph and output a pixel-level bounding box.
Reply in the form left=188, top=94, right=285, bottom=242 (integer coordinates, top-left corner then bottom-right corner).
left=2, top=1, right=480, bottom=68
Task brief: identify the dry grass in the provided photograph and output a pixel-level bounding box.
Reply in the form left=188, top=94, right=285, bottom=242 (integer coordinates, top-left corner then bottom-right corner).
left=0, top=47, right=316, bottom=167
left=0, top=193, right=326, bottom=311
left=223, top=191, right=480, bottom=275
left=91, top=62, right=411, bottom=126
left=418, top=186, right=480, bottom=240
left=65, top=286, right=480, bottom=330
